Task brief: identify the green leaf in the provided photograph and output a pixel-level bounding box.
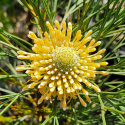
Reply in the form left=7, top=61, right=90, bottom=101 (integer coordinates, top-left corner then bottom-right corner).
left=0, top=74, right=28, bottom=79
left=0, top=40, right=20, bottom=51
left=0, top=95, right=19, bottom=116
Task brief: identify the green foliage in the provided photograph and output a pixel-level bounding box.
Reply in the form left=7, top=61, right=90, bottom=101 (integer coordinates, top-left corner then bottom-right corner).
left=0, top=0, right=125, bottom=125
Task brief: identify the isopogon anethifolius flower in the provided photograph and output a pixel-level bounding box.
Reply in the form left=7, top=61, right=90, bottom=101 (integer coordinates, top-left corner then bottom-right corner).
left=16, top=20, right=108, bottom=110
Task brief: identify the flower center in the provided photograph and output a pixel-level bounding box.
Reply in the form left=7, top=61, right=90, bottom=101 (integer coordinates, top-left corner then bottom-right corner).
left=53, top=47, right=79, bottom=71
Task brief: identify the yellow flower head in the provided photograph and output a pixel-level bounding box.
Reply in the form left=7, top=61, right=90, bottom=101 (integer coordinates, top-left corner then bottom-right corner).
left=16, top=20, right=108, bottom=110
